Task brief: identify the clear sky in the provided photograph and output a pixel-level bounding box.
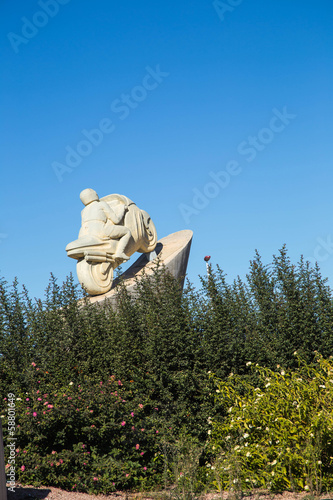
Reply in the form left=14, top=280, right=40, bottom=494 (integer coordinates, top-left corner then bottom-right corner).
left=1, top=0, right=333, bottom=299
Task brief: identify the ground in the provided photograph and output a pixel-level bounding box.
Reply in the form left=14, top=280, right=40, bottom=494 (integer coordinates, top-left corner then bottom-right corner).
left=6, top=486, right=333, bottom=500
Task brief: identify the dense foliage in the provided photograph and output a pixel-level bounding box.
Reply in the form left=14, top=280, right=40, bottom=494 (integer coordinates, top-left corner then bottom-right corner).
left=0, top=248, right=333, bottom=494
left=208, top=355, right=333, bottom=494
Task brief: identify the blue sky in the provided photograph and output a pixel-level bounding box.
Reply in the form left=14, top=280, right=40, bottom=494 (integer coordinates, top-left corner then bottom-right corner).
left=1, top=0, right=333, bottom=299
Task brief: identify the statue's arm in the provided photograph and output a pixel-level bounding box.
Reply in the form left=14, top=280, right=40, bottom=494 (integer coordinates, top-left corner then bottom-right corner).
left=101, top=201, right=125, bottom=225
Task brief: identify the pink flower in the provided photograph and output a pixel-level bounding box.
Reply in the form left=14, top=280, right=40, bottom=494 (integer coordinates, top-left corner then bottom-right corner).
left=36, top=390, right=40, bottom=394
left=91, top=425, right=95, bottom=428
left=21, top=465, right=25, bottom=471
left=23, top=450, right=27, bottom=453
left=83, top=462, right=86, bottom=465
left=156, top=430, right=159, bottom=434
left=47, top=404, right=53, bottom=409
left=100, top=381, right=103, bottom=386
left=51, top=451, right=56, bottom=455
left=143, top=466, right=147, bottom=471
left=50, top=463, right=54, bottom=466
left=112, top=482, right=115, bottom=486
left=59, top=459, right=63, bottom=464
left=131, top=426, right=135, bottom=430
left=82, top=444, right=86, bottom=449
left=141, top=428, right=145, bottom=432
left=26, top=398, right=29, bottom=401
left=93, top=477, right=98, bottom=481
left=154, top=407, right=159, bottom=411
left=125, top=473, right=129, bottom=477
left=139, top=404, right=143, bottom=409
left=31, top=362, right=36, bottom=367
left=37, top=398, right=42, bottom=401
left=140, top=451, right=144, bottom=456
left=131, top=412, right=134, bottom=417
left=118, top=380, right=122, bottom=386
left=33, top=412, right=37, bottom=417
left=90, top=410, right=93, bottom=413
left=135, top=444, right=140, bottom=450
left=121, top=421, right=126, bottom=426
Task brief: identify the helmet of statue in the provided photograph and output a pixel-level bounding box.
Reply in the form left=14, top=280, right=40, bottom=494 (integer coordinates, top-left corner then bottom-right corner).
left=80, top=188, right=99, bottom=206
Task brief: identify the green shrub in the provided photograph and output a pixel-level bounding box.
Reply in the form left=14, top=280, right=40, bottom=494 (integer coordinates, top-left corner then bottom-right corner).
left=3, top=363, right=165, bottom=493
left=208, top=354, right=333, bottom=494
left=1, top=248, right=333, bottom=494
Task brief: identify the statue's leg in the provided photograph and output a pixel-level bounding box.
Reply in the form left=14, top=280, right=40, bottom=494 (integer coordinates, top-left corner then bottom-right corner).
left=107, top=225, right=131, bottom=261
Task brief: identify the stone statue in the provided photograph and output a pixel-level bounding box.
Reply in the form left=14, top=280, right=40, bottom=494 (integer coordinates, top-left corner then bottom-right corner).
left=66, top=189, right=157, bottom=295
left=78, top=189, right=131, bottom=261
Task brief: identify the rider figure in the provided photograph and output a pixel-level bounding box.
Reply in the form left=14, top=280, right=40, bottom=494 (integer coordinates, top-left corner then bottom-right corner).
left=79, top=188, right=131, bottom=261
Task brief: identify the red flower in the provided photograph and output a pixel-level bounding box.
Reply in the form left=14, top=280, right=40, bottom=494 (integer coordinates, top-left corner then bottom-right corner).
left=204, top=255, right=211, bottom=262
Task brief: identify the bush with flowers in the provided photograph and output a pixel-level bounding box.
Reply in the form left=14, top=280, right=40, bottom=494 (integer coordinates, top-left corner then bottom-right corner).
left=0, top=267, right=217, bottom=493
left=4, top=363, right=167, bottom=493
left=207, top=354, right=333, bottom=494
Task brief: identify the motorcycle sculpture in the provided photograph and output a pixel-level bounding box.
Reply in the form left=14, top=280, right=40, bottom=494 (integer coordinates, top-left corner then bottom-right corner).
left=66, top=188, right=157, bottom=295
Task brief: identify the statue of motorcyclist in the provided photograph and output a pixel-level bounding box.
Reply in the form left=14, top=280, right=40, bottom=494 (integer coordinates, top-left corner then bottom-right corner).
left=79, top=188, right=131, bottom=261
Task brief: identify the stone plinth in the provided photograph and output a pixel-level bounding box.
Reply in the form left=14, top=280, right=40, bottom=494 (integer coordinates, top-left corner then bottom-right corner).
left=87, top=230, right=193, bottom=305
